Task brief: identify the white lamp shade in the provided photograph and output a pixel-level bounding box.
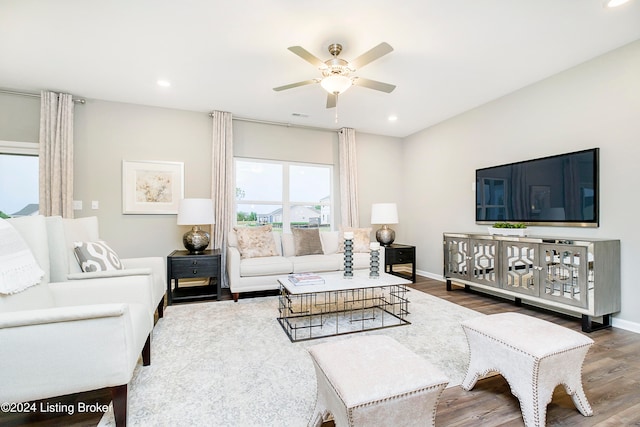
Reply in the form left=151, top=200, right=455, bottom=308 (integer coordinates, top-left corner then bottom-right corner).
left=371, top=203, right=398, bottom=224
left=177, top=198, right=215, bottom=225
left=320, top=75, right=353, bottom=94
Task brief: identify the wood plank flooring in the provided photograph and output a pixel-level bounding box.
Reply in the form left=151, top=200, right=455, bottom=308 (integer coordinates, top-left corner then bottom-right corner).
left=3, top=276, right=639, bottom=426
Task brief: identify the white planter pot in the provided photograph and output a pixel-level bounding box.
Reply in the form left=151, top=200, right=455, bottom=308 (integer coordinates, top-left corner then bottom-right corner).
left=488, top=227, right=527, bottom=237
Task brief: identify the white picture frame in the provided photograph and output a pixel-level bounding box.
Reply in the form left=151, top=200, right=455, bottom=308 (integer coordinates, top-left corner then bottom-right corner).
left=122, top=160, right=184, bottom=214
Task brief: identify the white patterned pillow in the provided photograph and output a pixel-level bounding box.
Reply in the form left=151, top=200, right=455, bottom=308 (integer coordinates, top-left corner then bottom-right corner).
left=73, top=241, right=124, bottom=272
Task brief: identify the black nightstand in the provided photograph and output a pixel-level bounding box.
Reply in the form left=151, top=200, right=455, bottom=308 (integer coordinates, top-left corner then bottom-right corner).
left=167, top=249, right=221, bottom=305
left=384, top=244, right=416, bottom=283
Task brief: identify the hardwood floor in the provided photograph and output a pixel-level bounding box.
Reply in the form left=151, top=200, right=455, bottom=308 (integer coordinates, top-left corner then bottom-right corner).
left=4, top=276, right=640, bottom=426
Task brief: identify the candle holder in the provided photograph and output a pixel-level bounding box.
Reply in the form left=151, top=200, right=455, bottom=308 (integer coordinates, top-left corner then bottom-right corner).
left=369, top=248, right=380, bottom=278
left=343, top=237, right=354, bottom=278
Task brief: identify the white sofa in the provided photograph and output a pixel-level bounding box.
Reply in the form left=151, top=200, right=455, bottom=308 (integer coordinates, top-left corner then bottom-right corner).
left=227, top=230, right=383, bottom=301
left=0, top=215, right=153, bottom=427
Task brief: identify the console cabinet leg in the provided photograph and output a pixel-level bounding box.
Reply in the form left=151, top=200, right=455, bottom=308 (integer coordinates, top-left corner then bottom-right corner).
left=582, top=314, right=612, bottom=332
left=446, top=279, right=452, bottom=291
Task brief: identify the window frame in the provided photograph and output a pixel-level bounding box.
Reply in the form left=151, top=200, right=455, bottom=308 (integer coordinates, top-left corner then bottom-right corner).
left=0, top=140, right=39, bottom=218
left=234, top=157, right=334, bottom=232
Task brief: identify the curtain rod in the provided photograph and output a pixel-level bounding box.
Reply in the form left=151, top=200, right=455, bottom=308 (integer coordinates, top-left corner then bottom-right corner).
left=209, top=113, right=338, bottom=133
left=0, top=88, right=86, bottom=104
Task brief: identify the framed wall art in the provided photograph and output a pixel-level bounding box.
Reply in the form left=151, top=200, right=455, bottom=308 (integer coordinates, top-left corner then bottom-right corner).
left=122, top=160, right=184, bottom=214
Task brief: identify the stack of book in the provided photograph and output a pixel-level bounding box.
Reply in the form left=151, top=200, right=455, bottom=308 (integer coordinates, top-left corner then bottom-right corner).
left=288, top=273, right=325, bottom=286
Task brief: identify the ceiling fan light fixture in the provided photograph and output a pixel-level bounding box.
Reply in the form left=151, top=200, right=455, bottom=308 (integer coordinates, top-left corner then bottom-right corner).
left=320, top=75, right=353, bottom=95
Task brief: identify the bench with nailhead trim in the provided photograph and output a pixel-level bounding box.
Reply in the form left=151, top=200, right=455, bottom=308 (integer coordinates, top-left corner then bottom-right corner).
left=461, top=312, right=594, bottom=427
left=307, top=335, right=449, bottom=427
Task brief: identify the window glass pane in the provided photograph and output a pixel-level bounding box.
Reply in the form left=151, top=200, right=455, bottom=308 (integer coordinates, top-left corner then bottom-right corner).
left=0, top=154, right=38, bottom=217
left=235, top=160, right=282, bottom=201
left=290, top=165, right=330, bottom=203
left=237, top=203, right=283, bottom=231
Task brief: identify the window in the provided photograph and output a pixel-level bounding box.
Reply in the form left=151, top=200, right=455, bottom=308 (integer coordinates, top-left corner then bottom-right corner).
left=0, top=141, right=39, bottom=218
left=235, top=158, right=333, bottom=232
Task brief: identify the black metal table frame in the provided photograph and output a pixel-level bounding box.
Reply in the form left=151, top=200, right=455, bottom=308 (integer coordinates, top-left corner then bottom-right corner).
left=277, top=283, right=411, bottom=342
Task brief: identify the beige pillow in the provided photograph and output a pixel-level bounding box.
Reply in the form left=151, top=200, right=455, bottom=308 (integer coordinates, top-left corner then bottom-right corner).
left=234, top=225, right=279, bottom=259
left=338, top=227, right=372, bottom=253
left=291, top=228, right=324, bottom=256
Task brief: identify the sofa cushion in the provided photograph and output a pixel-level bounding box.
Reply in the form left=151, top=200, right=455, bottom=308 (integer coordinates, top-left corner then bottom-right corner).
left=281, top=233, right=295, bottom=257
left=292, top=254, right=342, bottom=273
left=73, top=241, right=124, bottom=272
left=239, top=256, right=293, bottom=277
left=320, top=231, right=339, bottom=255
left=291, top=228, right=324, bottom=256
left=338, top=227, right=372, bottom=253
left=234, top=225, right=279, bottom=259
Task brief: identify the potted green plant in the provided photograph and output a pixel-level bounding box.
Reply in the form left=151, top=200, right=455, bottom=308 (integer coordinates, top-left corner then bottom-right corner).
left=488, top=222, right=528, bottom=236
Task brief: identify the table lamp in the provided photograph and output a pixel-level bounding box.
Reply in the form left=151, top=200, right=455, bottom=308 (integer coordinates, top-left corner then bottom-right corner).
left=177, top=198, right=215, bottom=254
left=371, top=203, right=398, bottom=246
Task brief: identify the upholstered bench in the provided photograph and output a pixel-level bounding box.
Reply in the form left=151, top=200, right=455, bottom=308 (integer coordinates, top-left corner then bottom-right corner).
left=461, top=312, right=594, bottom=427
left=307, top=335, right=449, bottom=427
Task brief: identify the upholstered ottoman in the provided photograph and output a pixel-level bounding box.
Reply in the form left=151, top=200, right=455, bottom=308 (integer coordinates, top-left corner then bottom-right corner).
left=461, top=312, right=594, bottom=427
left=307, top=335, right=449, bottom=427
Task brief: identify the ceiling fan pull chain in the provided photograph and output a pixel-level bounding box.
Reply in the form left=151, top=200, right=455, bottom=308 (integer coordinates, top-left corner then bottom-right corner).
left=335, top=92, right=339, bottom=123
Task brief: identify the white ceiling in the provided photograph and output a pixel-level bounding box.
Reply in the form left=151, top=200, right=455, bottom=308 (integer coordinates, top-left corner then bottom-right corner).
left=1, top=0, right=640, bottom=138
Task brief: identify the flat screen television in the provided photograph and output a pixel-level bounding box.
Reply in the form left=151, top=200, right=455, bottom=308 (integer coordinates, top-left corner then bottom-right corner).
left=476, top=148, right=599, bottom=227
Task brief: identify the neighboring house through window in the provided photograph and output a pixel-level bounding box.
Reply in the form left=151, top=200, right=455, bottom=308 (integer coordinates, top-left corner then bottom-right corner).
left=235, top=158, right=333, bottom=232
left=0, top=141, right=39, bottom=218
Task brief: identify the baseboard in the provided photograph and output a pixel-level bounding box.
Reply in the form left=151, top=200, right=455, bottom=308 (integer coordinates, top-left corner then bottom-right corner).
left=612, top=317, right=640, bottom=334
left=419, top=270, right=640, bottom=335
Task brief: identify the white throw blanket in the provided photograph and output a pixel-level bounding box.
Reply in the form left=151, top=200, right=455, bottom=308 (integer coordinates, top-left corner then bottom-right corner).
left=0, top=218, right=45, bottom=294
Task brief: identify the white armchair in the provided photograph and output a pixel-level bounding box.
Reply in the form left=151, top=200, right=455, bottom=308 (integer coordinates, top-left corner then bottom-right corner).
left=0, top=215, right=153, bottom=427
left=46, top=216, right=167, bottom=319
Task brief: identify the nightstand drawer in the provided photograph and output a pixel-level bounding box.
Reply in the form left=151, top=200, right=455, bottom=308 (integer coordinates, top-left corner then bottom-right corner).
left=385, top=248, right=415, bottom=264
left=171, top=257, right=218, bottom=277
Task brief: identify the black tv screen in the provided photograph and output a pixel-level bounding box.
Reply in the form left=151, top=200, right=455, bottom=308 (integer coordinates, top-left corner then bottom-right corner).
left=476, top=148, right=599, bottom=227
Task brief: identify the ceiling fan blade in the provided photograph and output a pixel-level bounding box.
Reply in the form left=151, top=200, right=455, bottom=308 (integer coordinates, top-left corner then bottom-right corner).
left=288, top=46, right=325, bottom=68
left=273, top=79, right=318, bottom=92
left=350, top=42, right=393, bottom=69
left=326, top=93, right=336, bottom=109
left=353, top=77, right=396, bottom=93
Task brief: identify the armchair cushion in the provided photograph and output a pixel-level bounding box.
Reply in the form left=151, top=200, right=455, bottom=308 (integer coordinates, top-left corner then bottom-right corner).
left=0, top=219, right=45, bottom=295
left=73, top=241, right=124, bottom=272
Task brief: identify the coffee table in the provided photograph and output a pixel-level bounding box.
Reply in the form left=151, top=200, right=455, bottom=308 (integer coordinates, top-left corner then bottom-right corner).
left=277, top=270, right=411, bottom=342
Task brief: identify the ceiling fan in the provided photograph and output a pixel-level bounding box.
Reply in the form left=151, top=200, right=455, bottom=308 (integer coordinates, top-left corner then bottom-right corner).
left=273, top=42, right=396, bottom=109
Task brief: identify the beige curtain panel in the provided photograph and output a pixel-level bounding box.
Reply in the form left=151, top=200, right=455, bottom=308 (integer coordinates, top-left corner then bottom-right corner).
left=211, top=110, right=234, bottom=288
left=39, top=90, right=74, bottom=218
left=339, top=127, right=359, bottom=227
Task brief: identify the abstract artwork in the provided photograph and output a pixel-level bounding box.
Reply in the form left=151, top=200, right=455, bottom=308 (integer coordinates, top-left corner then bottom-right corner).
left=122, top=160, right=184, bottom=214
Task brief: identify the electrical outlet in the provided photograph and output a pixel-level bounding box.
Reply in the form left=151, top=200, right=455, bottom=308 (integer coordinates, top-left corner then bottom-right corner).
left=91, top=201, right=99, bottom=210
left=73, top=200, right=83, bottom=210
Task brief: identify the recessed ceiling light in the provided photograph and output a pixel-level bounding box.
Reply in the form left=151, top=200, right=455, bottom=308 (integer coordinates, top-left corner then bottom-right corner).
left=157, top=80, right=171, bottom=87
left=604, top=0, right=630, bottom=7
left=388, top=115, right=398, bottom=122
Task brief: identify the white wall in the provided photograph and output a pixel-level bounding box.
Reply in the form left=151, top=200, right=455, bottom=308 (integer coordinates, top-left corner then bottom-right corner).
left=402, top=40, right=640, bottom=329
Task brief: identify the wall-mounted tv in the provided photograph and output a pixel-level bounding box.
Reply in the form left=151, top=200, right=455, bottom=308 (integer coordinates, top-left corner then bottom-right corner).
left=476, top=148, right=599, bottom=227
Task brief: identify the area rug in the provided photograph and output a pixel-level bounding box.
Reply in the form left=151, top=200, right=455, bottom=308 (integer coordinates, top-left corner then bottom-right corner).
left=99, top=289, right=483, bottom=427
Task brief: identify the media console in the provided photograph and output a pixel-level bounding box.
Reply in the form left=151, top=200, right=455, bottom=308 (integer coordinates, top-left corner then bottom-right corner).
left=443, top=232, right=620, bottom=332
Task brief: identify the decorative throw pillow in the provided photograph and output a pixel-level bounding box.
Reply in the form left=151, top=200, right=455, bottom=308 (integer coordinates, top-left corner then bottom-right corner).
left=338, top=227, right=372, bottom=253
left=74, top=241, right=124, bottom=272
left=234, top=225, right=279, bottom=259
left=291, top=228, right=324, bottom=256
